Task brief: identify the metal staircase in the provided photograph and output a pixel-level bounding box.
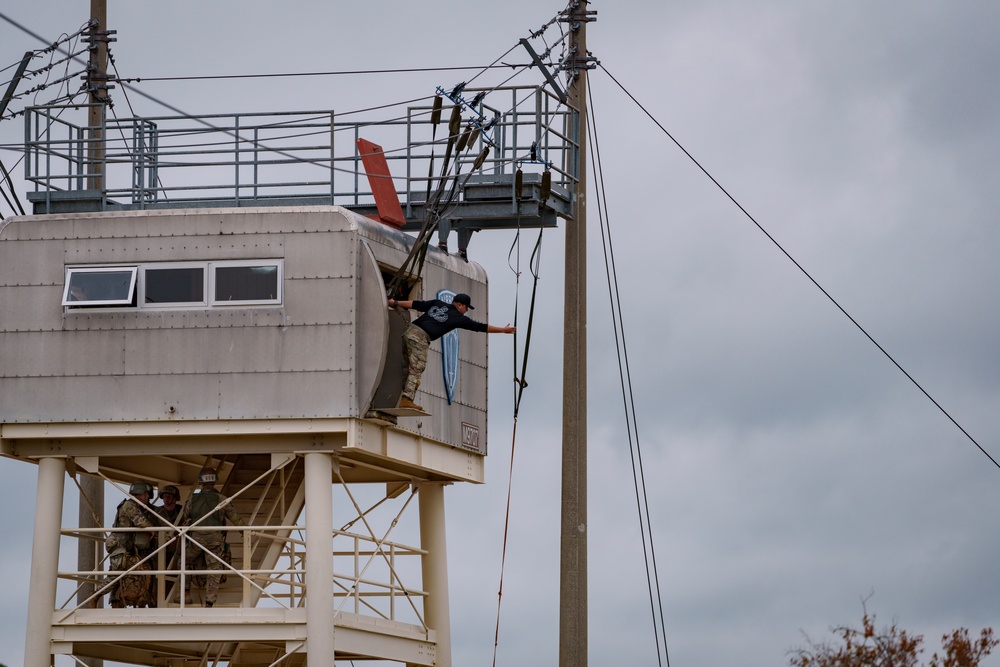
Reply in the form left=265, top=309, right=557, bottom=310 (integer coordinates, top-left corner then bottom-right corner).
left=215, top=453, right=306, bottom=610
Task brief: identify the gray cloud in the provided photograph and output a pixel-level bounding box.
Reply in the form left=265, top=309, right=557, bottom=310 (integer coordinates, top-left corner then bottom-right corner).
left=3, top=1, right=1000, bottom=666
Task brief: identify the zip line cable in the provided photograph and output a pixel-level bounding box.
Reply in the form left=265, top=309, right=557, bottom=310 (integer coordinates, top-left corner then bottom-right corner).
left=0, top=159, right=24, bottom=217
left=114, top=62, right=553, bottom=84
left=0, top=47, right=88, bottom=98
left=588, top=82, right=672, bottom=667
left=0, top=12, right=92, bottom=63
left=597, top=62, right=1000, bottom=472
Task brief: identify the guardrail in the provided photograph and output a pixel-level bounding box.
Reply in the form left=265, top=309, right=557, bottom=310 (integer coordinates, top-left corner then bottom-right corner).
left=59, top=523, right=428, bottom=628
left=23, top=86, right=577, bottom=217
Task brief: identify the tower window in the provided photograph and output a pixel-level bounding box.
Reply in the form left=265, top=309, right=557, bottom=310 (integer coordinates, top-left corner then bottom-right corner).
left=62, top=267, right=138, bottom=306
left=211, top=262, right=281, bottom=304
left=143, top=265, right=206, bottom=306
left=63, top=260, right=282, bottom=310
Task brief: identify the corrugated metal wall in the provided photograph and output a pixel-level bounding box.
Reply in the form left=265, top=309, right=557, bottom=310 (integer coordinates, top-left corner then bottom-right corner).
left=0, top=207, right=490, bottom=453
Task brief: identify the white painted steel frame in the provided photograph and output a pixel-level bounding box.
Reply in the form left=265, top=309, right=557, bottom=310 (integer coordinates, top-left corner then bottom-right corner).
left=24, top=457, right=66, bottom=667
left=13, top=428, right=457, bottom=666
left=1, top=418, right=485, bottom=483
left=305, top=452, right=335, bottom=665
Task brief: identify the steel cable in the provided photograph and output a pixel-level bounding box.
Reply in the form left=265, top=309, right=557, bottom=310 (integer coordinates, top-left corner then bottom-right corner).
left=598, top=62, right=1000, bottom=473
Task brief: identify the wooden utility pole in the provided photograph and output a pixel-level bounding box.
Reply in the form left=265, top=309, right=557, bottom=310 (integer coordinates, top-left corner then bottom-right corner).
left=560, top=2, right=594, bottom=666
left=86, top=0, right=108, bottom=191
left=79, top=6, right=107, bottom=667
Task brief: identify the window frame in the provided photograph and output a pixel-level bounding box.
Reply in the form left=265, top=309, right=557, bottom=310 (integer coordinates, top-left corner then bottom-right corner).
left=209, top=259, right=283, bottom=306
left=62, top=266, right=138, bottom=307
left=138, top=261, right=209, bottom=309
left=63, top=259, right=283, bottom=311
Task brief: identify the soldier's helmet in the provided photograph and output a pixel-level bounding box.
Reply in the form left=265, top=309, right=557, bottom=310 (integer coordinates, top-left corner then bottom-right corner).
left=197, top=467, right=218, bottom=485
left=160, top=484, right=181, bottom=500
left=129, top=480, right=153, bottom=496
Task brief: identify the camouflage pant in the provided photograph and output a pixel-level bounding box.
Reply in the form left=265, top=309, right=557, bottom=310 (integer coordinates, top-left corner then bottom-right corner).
left=186, top=531, right=228, bottom=604
left=402, top=324, right=430, bottom=401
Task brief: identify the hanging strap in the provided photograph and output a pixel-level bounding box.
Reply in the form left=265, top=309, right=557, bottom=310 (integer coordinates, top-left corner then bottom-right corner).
left=493, top=224, right=545, bottom=666
left=512, top=228, right=544, bottom=418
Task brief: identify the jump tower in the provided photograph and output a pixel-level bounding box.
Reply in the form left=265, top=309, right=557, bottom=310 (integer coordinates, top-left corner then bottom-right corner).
left=0, top=12, right=586, bottom=664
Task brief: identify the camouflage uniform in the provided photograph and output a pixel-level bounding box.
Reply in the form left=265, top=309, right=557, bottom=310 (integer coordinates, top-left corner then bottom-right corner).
left=106, top=497, right=155, bottom=607
left=154, top=503, right=182, bottom=567
left=402, top=324, right=431, bottom=400
left=179, top=485, right=244, bottom=606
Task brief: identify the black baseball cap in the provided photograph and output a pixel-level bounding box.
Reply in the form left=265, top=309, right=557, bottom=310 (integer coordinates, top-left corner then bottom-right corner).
left=453, top=293, right=474, bottom=309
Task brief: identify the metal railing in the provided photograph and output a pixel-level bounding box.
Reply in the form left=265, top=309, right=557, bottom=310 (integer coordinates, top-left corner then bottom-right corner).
left=23, top=86, right=577, bottom=215
left=59, top=523, right=428, bottom=628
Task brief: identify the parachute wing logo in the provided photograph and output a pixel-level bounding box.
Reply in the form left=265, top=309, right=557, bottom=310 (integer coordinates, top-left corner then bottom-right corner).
left=437, top=289, right=459, bottom=405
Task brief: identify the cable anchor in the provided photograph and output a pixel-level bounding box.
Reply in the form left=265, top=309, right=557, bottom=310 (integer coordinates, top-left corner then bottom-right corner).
left=435, top=85, right=499, bottom=150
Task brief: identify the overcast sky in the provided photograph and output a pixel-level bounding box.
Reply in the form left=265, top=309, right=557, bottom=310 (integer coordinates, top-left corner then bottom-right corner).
left=2, top=2, right=1000, bottom=666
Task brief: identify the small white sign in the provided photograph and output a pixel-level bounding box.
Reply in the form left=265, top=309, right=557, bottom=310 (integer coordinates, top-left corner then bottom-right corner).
left=461, top=422, right=480, bottom=450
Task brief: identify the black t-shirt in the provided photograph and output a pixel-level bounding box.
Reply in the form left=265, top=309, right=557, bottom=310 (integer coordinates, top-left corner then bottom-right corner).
left=411, top=299, right=488, bottom=341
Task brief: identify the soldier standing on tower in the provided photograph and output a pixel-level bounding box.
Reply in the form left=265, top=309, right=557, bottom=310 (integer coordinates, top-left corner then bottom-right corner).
left=388, top=293, right=514, bottom=411
left=178, top=468, right=245, bottom=607
left=105, top=480, right=157, bottom=608
left=154, top=485, right=182, bottom=569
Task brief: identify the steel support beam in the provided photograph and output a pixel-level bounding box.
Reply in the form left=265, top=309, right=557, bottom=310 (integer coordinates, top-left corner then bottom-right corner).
left=416, top=482, right=451, bottom=667
left=24, top=456, right=66, bottom=667
left=305, top=452, right=335, bottom=665
left=77, top=471, right=104, bottom=667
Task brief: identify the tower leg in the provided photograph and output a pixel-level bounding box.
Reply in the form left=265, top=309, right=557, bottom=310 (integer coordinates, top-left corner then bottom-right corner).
left=24, top=457, right=67, bottom=667
left=417, top=482, right=451, bottom=667
left=304, top=452, right=335, bottom=666
left=78, top=472, right=104, bottom=667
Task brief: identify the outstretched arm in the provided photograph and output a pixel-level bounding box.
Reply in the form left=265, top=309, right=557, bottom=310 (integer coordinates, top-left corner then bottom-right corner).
left=388, top=298, right=413, bottom=309
left=487, top=324, right=516, bottom=334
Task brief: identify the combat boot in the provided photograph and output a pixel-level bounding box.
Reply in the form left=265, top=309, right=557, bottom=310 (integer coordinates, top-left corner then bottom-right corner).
left=399, top=397, right=423, bottom=411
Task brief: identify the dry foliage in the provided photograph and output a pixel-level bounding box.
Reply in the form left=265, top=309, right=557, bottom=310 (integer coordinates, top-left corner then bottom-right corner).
left=790, top=609, right=997, bottom=667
